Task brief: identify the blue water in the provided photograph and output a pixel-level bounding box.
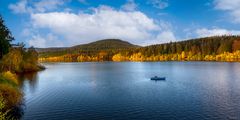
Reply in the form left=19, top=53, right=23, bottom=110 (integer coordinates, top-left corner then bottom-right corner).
left=20, top=62, right=240, bottom=120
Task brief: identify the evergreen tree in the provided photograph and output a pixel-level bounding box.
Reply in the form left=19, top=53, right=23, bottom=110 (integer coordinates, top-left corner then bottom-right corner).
left=0, top=15, right=14, bottom=59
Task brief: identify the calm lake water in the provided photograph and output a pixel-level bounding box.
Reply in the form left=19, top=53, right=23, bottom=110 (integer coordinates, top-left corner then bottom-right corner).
left=19, top=62, right=240, bottom=120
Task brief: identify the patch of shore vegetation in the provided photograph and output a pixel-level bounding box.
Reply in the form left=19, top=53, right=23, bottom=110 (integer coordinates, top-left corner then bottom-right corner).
left=0, top=71, right=22, bottom=120
left=0, top=46, right=45, bottom=73
left=0, top=15, right=44, bottom=119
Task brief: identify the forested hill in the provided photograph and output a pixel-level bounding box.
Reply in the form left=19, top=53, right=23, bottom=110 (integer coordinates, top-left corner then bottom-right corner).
left=39, top=36, right=240, bottom=62
left=142, top=35, right=240, bottom=55
left=36, top=39, right=139, bottom=53
left=72, top=39, right=140, bottom=50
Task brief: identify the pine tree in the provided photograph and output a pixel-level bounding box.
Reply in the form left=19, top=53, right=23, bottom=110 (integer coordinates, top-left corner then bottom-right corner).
left=0, top=15, right=14, bottom=59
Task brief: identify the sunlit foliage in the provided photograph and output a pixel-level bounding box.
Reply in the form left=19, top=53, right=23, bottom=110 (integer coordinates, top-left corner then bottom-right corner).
left=39, top=36, right=240, bottom=62
left=0, top=84, right=22, bottom=110
left=0, top=47, right=44, bottom=73
left=0, top=71, right=18, bottom=87
left=0, top=72, right=22, bottom=120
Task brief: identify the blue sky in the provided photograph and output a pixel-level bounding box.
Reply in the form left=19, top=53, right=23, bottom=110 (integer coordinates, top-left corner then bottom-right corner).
left=1, top=0, right=240, bottom=47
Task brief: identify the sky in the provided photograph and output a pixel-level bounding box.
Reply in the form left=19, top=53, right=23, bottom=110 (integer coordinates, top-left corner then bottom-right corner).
left=1, top=0, right=240, bottom=48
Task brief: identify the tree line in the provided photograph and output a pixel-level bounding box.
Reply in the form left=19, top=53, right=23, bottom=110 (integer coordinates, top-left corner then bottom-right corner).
left=39, top=36, right=240, bottom=62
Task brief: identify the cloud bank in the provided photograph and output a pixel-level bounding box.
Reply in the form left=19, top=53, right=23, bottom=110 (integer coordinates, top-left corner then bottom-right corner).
left=9, top=0, right=175, bottom=47
left=10, top=0, right=240, bottom=48
left=30, top=5, right=175, bottom=47
left=214, top=0, right=240, bottom=23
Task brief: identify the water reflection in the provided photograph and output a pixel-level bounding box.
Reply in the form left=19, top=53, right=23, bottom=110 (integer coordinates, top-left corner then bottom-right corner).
left=20, top=62, right=240, bottom=120
left=18, top=72, right=39, bottom=93
left=11, top=72, right=40, bottom=119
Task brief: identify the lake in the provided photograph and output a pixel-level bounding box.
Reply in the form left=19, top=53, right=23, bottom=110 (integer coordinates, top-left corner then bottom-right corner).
left=19, top=62, right=240, bottom=120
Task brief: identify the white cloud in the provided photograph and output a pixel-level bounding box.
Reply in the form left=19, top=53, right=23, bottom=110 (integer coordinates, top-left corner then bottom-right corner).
left=142, top=31, right=175, bottom=45
left=28, top=34, right=63, bottom=47
left=196, top=28, right=240, bottom=37
left=30, top=6, right=175, bottom=47
left=8, top=0, right=31, bottom=14
left=33, top=0, right=66, bottom=13
left=121, top=0, right=138, bottom=11
left=21, top=28, right=32, bottom=37
left=148, top=0, right=169, bottom=9
left=214, top=0, right=240, bottom=23
left=156, top=31, right=176, bottom=41
left=9, top=0, right=69, bottom=14
left=28, top=35, right=47, bottom=48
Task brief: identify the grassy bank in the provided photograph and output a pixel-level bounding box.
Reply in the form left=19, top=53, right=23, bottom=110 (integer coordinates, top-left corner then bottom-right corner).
left=0, top=47, right=44, bottom=119
left=0, top=71, right=22, bottom=119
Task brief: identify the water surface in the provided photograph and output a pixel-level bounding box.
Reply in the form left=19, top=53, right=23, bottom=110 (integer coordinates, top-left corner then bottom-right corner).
left=20, top=62, right=240, bottom=120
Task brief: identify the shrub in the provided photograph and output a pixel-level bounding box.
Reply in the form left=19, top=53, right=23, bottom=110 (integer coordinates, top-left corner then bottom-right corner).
left=0, top=84, right=22, bottom=109
left=0, top=47, right=43, bottom=73
left=0, top=49, right=23, bottom=73
left=1, top=71, right=18, bottom=85
left=0, top=71, right=22, bottom=119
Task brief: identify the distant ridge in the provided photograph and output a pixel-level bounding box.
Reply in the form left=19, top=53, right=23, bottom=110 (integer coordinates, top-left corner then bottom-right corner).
left=36, top=39, right=139, bottom=53
left=72, top=39, right=140, bottom=50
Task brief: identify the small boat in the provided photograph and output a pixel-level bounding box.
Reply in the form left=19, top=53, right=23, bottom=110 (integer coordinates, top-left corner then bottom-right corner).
left=151, top=76, right=166, bottom=81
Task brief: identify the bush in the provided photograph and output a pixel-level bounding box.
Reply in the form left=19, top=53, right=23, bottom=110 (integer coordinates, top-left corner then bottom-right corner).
left=0, top=84, right=22, bottom=109
left=1, top=71, right=18, bottom=85
left=0, top=71, right=22, bottom=119
left=0, top=48, right=23, bottom=73
left=0, top=47, right=44, bottom=73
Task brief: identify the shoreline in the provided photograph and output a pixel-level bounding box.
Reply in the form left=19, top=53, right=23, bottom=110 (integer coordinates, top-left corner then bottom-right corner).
left=39, top=61, right=240, bottom=63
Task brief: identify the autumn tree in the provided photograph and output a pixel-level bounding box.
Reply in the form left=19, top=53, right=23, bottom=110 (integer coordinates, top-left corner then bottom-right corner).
left=0, top=48, right=23, bottom=72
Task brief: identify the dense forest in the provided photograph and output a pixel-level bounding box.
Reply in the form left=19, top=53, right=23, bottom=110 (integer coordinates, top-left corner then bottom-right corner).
left=39, top=36, right=240, bottom=62
left=0, top=15, right=44, bottom=119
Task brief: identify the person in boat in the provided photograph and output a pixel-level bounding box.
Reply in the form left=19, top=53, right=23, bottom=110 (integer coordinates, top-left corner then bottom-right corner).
left=151, top=76, right=166, bottom=80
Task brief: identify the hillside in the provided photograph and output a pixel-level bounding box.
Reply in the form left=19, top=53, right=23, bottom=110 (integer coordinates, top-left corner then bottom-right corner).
left=38, top=36, right=240, bottom=62
left=71, top=39, right=140, bottom=50
left=140, top=35, right=240, bottom=56
left=37, top=39, right=139, bottom=52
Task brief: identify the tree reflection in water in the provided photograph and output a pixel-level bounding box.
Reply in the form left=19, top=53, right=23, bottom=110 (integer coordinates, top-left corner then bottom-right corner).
left=13, top=72, right=39, bottom=119
left=18, top=72, right=39, bottom=92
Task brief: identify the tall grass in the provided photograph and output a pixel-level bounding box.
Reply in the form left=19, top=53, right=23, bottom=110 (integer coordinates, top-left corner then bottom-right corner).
left=0, top=84, right=22, bottom=109
left=0, top=95, right=11, bottom=120
left=0, top=71, right=22, bottom=119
